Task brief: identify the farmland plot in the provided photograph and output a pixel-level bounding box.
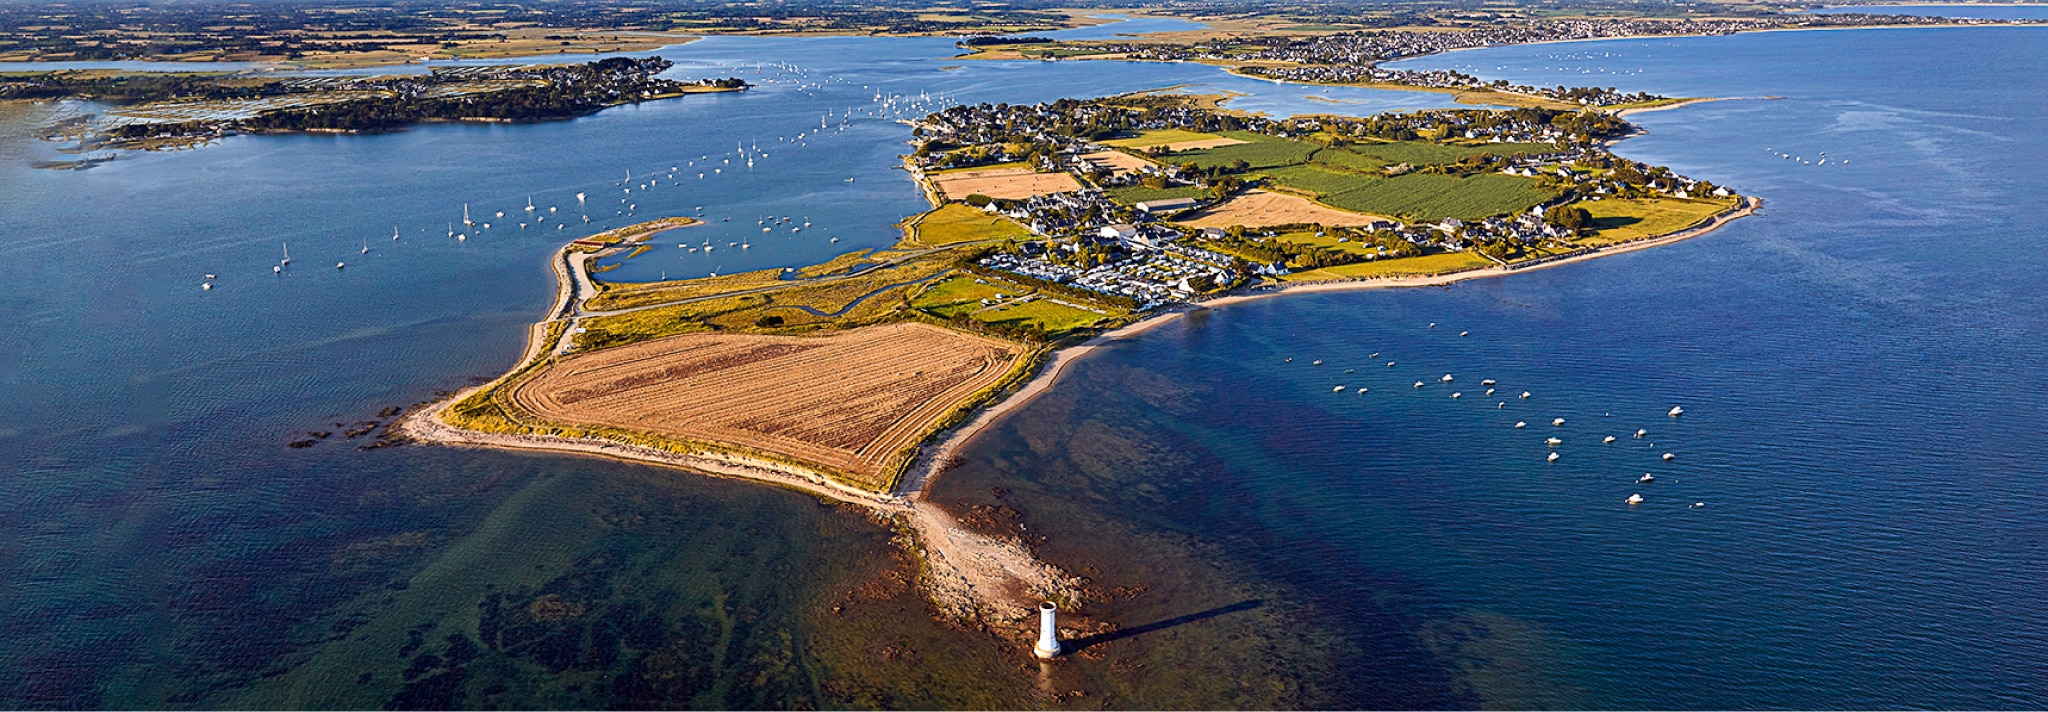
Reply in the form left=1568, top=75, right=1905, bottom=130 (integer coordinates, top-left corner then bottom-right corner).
left=512, top=322, right=1024, bottom=487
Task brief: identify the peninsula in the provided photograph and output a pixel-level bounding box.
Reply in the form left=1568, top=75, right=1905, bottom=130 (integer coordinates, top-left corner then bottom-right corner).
left=402, top=91, right=1756, bottom=629
left=11, top=57, right=746, bottom=157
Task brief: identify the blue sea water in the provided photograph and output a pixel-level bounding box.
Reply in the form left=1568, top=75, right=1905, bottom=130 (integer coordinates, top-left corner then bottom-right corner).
left=1808, top=4, right=2048, bottom=20
left=1, top=19, right=2045, bottom=708
left=931, top=25, right=2048, bottom=708
left=1026, top=13, right=1212, bottom=40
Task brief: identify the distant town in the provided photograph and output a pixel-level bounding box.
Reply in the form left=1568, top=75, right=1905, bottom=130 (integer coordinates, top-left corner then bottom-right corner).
left=963, top=13, right=2031, bottom=107
left=910, top=94, right=1736, bottom=309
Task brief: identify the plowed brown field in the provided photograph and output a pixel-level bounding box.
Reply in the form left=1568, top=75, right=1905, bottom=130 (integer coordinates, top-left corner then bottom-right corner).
left=1176, top=189, right=1389, bottom=228
left=930, top=166, right=1084, bottom=200
left=510, top=322, right=1023, bottom=485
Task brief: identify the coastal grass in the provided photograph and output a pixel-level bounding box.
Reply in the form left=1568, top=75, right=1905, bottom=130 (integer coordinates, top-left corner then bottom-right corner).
left=1576, top=196, right=1740, bottom=246
left=975, top=297, right=1112, bottom=334
left=1280, top=250, right=1494, bottom=281
left=573, top=301, right=726, bottom=350
left=797, top=249, right=878, bottom=278
left=586, top=267, right=785, bottom=311
left=911, top=274, right=1026, bottom=318
left=905, top=203, right=1033, bottom=247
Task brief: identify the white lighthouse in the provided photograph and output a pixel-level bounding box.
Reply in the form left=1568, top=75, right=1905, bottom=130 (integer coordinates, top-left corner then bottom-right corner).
left=1033, top=602, right=1062, bottom=659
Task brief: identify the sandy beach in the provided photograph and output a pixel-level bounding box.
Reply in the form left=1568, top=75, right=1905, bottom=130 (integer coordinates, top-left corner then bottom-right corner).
left=900, top=195, right=1759, bottom=497
left=403, top=179, right=1756, bottom=628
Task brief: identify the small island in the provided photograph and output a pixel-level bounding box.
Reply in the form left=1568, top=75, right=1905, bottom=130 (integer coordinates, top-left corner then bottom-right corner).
left=403, top=91, right=1755, bottom=627
left=10, top=56, right=746, bottom=158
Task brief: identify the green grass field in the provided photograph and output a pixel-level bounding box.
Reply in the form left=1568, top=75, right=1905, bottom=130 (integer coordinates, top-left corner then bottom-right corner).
left=1165, top=134, right=1560, bottom=222
left=1172, top=133, right=1319, bottom=170
left=1281, top=251, right=1494, bottom=281
left=1307, top=149, right=1388, bottom=172
left=1248, top=165, right=1554, bottom=222
left=1100, top=128, right=1222, bottom=149
left=1260, top=164, right=1367, bottom=198
left=1316, top=173, right=1557, bottom=223
left=910, top=274, right=1023, bottom=317
left=1341, top=141, right=1552, bottom=167
left=1103, top=184, right=1211, bottom=206
left=1578, top=196, right=1739, bottom=246
left=976, top=297, right=1109, bottom=334
left=908, top=203, right=1033, bottom=247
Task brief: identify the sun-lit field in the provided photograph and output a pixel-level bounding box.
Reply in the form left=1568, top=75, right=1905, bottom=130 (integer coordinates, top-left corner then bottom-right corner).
left=1170, top=131, right=1320, bottom=170
left=1077, top=150, right=1157, bottom=177
left=906, top=203, right=1033, bottom=246
left=929, top=165, right=1085, bottom=200
left=1306, top=171, right=1558, bottom=223
left=1578, top=196, right=1741, bottom=246
left=510, top=322, right=1025, bottom=487
left=1280, top=250, right=1495, bottom=281
left=1176, top=189, right=1388, bottom=228
left=1100, top=129, right=1248, bottom=151
left=974, top=297, right=1111, bottom=333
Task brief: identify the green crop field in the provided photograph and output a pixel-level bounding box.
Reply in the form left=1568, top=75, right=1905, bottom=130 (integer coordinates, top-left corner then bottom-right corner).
left=1172, top=133, right=1319, bottom=170
left=1317, top=173, right=1557, bottom=223
left=1104, top=184, right=1210, bottom=205
left=908, top=203, right=1033, bottom=246
left=1342, top=141, right=1552, bottom=167
left=1308, top=149, right=1388, bottom=172
left=1261, top=164, right=1374, bottom=198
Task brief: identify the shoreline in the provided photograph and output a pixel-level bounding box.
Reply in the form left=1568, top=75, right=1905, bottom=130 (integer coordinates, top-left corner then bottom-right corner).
left=400, top=85, right=1760, bottom=626
left=396, top=220, right=1080, bottom=626
left=400, top=195, right=1757, bottom=630
left=903, top=195, right=1760, bottom=496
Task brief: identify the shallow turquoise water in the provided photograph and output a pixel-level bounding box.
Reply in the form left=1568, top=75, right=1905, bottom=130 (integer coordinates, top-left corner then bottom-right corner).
left=2, top=21, right=2045, bottom=709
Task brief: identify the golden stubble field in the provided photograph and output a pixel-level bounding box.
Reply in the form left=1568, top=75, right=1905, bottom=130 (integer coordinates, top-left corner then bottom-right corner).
left=1077, top=150, right=1158, bottom=177
left=509, top=322, right=1024, bottom=485
left=1177, top=189, right=1389, bottom=228
left=930, top=166, right=1085, bottom=200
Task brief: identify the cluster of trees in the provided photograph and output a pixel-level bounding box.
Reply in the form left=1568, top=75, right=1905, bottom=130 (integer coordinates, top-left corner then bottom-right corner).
left=1544, top=205, right=1593, bottom=235
left=959, top=36, right=1053, bottom=47
left=247, top=57, right=704, bottom=131
left=1321, top=106, right=1632, bottom=144
left=1, top=72, right=288, bottom=103
left=97, top=57, right=742, bottom=140
left=0, top=0, right=1069, bottom=61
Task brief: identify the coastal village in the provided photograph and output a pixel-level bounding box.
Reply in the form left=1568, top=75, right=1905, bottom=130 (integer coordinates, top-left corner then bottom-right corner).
left=908, top=94, right=1738, bottom=310
left=967, top=13, right=2023, bottom=106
